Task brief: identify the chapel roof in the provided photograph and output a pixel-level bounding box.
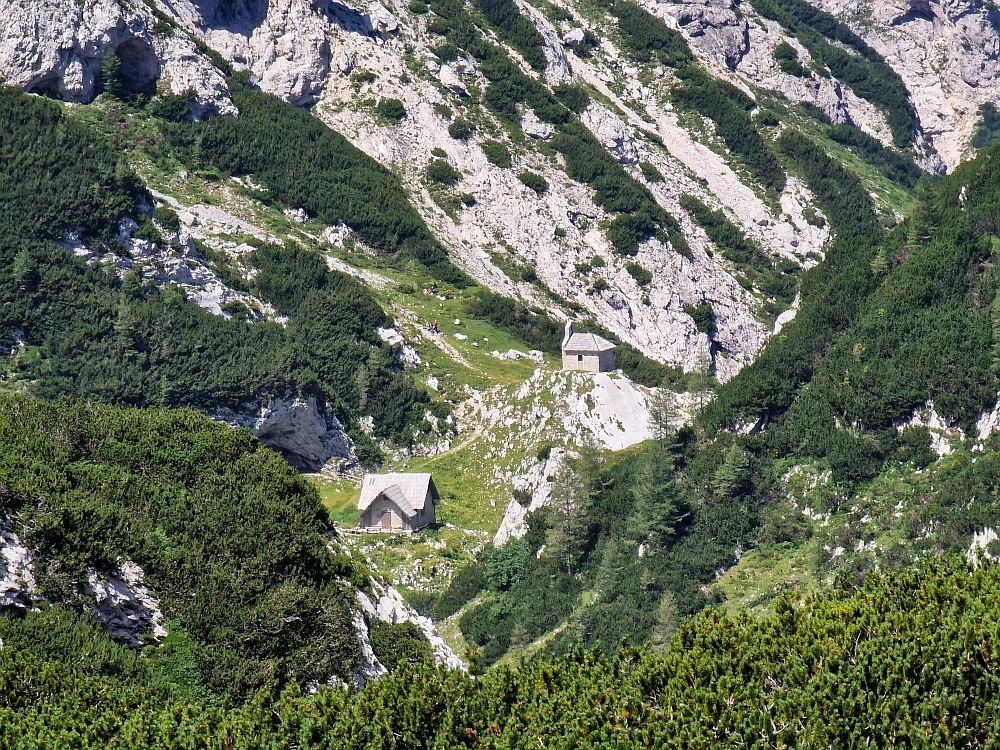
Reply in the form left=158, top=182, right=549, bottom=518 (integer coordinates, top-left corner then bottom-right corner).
left=563, top=331, right=616, bottom=354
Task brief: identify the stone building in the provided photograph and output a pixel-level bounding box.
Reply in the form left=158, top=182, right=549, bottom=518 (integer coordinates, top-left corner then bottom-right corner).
left=561, top=322, right=616, bottom=372
left=357, top=473, right=439, bottom=532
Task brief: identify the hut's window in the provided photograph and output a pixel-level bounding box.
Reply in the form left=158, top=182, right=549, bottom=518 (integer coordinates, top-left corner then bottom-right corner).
left=578, top=354, right=583, bottom=362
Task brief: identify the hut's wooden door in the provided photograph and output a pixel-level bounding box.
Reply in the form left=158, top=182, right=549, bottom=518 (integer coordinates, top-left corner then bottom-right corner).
left=381, top=511, right=392, bottom=530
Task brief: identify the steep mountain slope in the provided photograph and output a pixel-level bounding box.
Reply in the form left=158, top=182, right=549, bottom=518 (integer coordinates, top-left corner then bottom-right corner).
left=8, top=0, right=972, bottom=380
left=4, top=0, right=1000, bottom=723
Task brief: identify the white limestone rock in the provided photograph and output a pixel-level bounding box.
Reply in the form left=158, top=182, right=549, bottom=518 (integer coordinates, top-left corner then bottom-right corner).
left=895, top=400, right=964, bottom=457
left=86, top=561, right=167, bottom=648
left=0, top=0, right=235, bottom=116
left=801, top=0, right=1000, bottom=169
left=167, top=0, right=331, bottom=106
left=535, top=15, right=574, bottom=84
left=367, top=1, right=400, bottom=33
left=211, top=396, right=356, bottom=471
left=563, top=28, right=586, bottom=46
left=356, top=580, right=465, bottom=670
left=0, top=522, right=40, bottom=615
left=351, top=607, right=389, bottom=688
left=968, top=527, right=1000, bottom=566
left=494, top=448, right=567, bottom=547
left=645, top=0, right=750, bottom=70
left=521, top=109, right=556, bottom=139
left=338, top=50, right=356, bottom=75
left=439, top=63, right=468, bottom=95
left=492, top=349, right=545, bottom=364
left=581, top=102, right=639, bottom=164
left=565, top=372, right=654, bottom=450
left=377, top=326, right=421, bottom=367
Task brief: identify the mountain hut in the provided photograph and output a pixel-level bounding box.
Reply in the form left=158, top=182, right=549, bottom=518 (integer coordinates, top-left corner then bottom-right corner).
left=357, top=472, right=439, bottom=532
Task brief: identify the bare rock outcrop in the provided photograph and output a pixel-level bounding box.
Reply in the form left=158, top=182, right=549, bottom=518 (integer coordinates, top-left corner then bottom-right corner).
left=808, top=0, right=1000, bottom=169
left=643, top=0, right=749, bottom=69
left=356, top=580, right=464, bottom=671
left=0, top=0, right=235, bottom=116
left=212, top=396, right=356, bottom=471
left=494, top=448, right=567, bottom=547
left=581, top=102, right=639, bottom=163
left=165, top=0, right=332, bottom=105
left=0, top=521, right=40, bottom=615
left=86, top=561, right=168, bottom=648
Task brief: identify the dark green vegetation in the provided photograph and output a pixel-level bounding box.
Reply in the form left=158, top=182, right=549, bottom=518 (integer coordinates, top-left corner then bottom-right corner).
left=0, top=86, right=433, bottom=453
left=638, top=161, right=663, bottom=182
left=516, top=170, right=548, bottom=195
left=827, top=123, right=923, bottom=189
left=772, top=41, right=808, bottom=77
left=439, top=141, right=1000, bottom=668
left=750, top=0, right=916, bottom=147
left=673, top=66, right=787, bottom=193
left=0, top=396, right=365, bottom=700
left=8, top=556, right=1000, bottom=746
left=475, top=0, right=546, bottom=71
left=481, top=140, right=513, bottom=168
left=552, top=83, right=590, bottom=113
left=777, top=129, right=882, bottom=239
left=712, top=144, right=1000, bottom=486
left=679, top=194, right=799, bottom=319
left=973, top=102, right=1000, bottom=150
left=427, top=158, right=462, bottom=184
left=603, top=0, right=692, bottom=68
left=625, top=262, right=651, bottom=287
left=465, top=290, right=564, bottom=353
left=369, top=621, right=434, bottom=668
left=683, top=302, right=715, bottom=335
left=375, top=98, right=408, bottom=122
left=448, top=117, right=474, bottom=139
left=0, top=87, right=145, bottom=245
left=165, top=82, right=466, bottom=284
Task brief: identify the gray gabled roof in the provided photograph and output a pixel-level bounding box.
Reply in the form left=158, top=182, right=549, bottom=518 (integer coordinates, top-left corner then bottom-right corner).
left=563, top=332, right=616, bottom=354
left=358, top=473, right=439, bottom=516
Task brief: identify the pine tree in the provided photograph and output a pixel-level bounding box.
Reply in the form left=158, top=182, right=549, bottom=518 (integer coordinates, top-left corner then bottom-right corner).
left=647, top=385, right=681, bottom=440
left=547, top=440, right=599, bottom=576
left=12, top=247, right=37, bottom=293
left=628, top=441, right=683, bottom=552
left=870, top=245, right=888, bottom=275
left=101, top=52, right=126, bottom=100
left=648, top=591, right=678, bottom=654
left=713, top=443, right=751, bottom=499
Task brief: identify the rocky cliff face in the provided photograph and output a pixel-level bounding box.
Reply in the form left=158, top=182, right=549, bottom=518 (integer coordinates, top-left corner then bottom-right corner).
left=212, top=395, right=356, bottom=471
left=809, top=0, right=1000, bottom=170
left=0, top=521, right=40, bottom=616
left=0, top=0, right=236, bottom=116
left=86, top=562, right=169, bottom=648
left=8, top=0, right=999, bottom=381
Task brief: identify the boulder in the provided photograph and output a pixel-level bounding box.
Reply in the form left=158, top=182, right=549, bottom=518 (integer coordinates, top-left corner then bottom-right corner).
left=439, top=63, right=468, bottom=95
left=367, top=1, right=399, bottom=33
left=522, top=109, right=556, bottom=140
left=581, top=102, right=639, bottom=163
